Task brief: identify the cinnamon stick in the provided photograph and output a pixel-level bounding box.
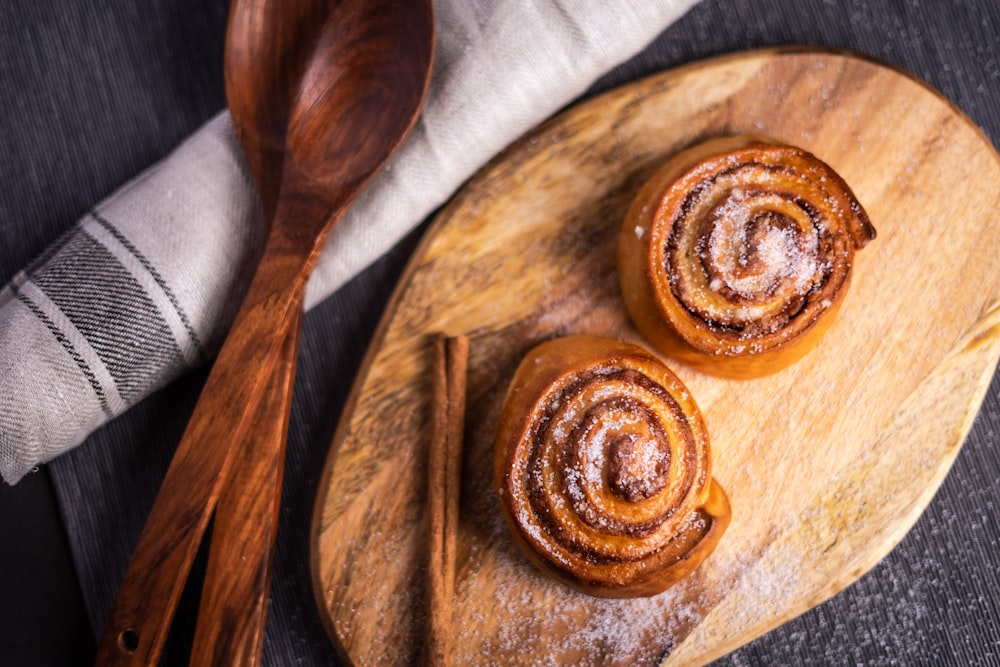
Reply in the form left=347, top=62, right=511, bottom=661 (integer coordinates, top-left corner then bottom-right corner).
left=424, top=333, right=469, bottom=667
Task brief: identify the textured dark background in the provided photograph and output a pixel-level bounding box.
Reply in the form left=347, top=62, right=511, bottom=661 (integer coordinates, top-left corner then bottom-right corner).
left=1, top=0, right=999, bottom=665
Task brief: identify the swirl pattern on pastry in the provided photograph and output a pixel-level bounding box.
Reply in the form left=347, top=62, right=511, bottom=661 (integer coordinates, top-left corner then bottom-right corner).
left=494, top=335, right=730, bottom=598
left=618, top=135, right=876, bottom=377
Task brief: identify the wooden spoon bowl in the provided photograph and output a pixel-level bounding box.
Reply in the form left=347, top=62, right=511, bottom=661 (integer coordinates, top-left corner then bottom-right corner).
left=224, top=0, right=327, bottom=216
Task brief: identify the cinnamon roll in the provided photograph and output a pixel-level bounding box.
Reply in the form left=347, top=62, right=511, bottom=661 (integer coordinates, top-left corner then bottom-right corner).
left=494, top=335, right=730, bottom=598
left=618, top=136, right=875, bottom=377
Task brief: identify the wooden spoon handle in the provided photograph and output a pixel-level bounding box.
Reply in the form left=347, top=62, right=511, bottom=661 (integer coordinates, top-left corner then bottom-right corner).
left=188, top=305, right=302, bottom=666
left=94, top=221, right=316, bottom=666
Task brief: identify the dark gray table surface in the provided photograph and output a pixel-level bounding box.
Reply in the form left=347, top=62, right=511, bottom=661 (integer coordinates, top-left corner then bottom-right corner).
left=2, top=0, right=999, bottom=665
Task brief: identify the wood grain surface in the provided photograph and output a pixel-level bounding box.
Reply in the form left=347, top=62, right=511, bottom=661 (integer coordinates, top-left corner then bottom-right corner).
left=310, top=48, right=1000, bottom=666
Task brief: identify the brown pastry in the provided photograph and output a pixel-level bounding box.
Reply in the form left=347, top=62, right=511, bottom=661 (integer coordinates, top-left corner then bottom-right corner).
left=618, top=135, right=876, bottom=377
left=494, top=335, right=730, bottom=598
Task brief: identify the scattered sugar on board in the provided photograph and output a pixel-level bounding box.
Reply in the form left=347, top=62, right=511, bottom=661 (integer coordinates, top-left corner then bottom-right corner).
left=449, top=503, right=736, bottom=665
left=329, top=559, right=423, bottom=663
left=697, top=529, right=815, bottom=650
left=474, top=574, right=716, bottom=666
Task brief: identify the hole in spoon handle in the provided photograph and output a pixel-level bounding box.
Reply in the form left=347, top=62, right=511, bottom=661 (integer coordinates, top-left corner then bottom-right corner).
left=95, top=268, right=303, bottom=666
left=117, top=629, right=139, bottom=653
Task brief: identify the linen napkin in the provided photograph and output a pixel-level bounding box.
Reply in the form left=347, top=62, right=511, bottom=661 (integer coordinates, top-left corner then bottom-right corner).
left=0, top=0, right=700, bottom=485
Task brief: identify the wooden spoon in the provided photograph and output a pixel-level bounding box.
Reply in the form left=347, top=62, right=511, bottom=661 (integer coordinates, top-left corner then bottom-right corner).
left=187, top=1, right=320, bottom=662
left=95, top=1, right=435, bottom=664
left=189, top=308, right=302, bottom=666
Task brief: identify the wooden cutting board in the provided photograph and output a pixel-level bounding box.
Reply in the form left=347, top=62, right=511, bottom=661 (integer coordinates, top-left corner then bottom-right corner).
left=310, top=48, right=1000, bottom=666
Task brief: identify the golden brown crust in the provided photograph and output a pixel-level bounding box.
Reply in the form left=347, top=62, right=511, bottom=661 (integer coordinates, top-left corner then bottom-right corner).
left=494, top=335, right=730, bottom=598
left=618, top=135, right=875, bottom=378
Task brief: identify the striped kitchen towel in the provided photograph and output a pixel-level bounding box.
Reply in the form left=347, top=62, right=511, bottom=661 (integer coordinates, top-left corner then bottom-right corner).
left=0, top=115, right=261, bottom=482
left=0, top=0, right=700, bottom=484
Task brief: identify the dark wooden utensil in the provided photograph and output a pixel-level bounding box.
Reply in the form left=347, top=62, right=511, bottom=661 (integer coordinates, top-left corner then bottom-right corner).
left=187, top=0, right=318, bottom=662
left=189, top=308, right=302, bottom=666
left=95, top=1, right=434, bottom=664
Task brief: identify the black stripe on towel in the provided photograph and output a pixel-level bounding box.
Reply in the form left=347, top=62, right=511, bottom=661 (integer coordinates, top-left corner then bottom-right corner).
left=15, top=292, right=113, bottom=418
left=89, top=210, right=205, bottom=359
left=30, top=231, right=184, bottom=403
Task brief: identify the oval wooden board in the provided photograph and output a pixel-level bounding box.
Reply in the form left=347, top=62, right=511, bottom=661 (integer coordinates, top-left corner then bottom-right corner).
left=310, top=48, right=1000, bottom=666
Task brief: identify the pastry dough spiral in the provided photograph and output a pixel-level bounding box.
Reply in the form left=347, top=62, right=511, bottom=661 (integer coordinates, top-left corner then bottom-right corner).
left=618, top=136, right=875, bottom=377
left=494, top=335, right=730, bottom=598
